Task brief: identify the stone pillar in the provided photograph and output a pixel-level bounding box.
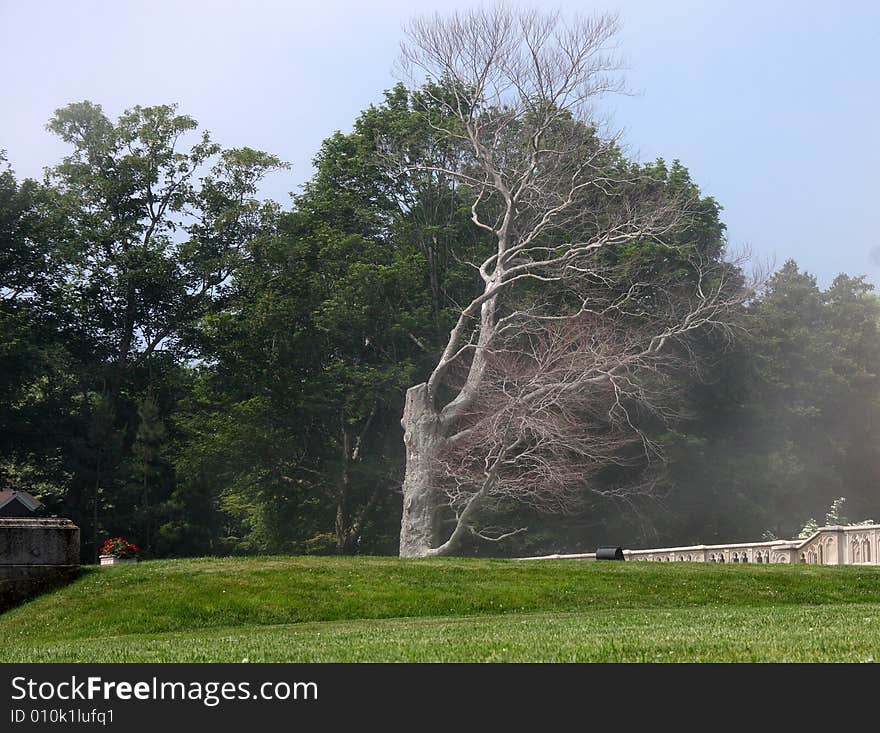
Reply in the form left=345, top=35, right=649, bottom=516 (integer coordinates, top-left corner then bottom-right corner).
left=0, top=518, right=80, bottom=612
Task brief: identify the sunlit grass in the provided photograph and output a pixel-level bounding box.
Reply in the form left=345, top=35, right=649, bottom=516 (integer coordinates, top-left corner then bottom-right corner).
left=2, top=556, right=879, bottom=662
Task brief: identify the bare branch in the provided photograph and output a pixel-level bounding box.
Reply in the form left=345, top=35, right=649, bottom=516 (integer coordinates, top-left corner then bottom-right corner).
left=396, top=6, right=753, bottom=558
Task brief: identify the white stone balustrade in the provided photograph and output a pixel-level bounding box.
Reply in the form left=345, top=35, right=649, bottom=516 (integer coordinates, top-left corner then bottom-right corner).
left=522, top=524, right=880, bottom=564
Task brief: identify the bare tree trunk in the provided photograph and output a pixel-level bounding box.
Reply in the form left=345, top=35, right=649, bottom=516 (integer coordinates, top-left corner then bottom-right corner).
left=335, top=501, right=356, bottom=554
left=93, top=456, right=101, bottom=564
left=392, top=7, right=748, bottom=558
left=399, top=384, right=446, bottom=557
left=334, top=426, right=353, bottom=554
left=142, top=471, right=151, bottom=557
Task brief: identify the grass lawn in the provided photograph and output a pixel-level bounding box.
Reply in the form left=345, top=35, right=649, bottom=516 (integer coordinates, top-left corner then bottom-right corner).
left=2, top=556, right=879, bottom=662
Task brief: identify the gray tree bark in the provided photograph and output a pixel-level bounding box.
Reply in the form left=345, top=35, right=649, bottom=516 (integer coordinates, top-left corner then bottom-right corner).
left=398, top=384, right=446, bottom=557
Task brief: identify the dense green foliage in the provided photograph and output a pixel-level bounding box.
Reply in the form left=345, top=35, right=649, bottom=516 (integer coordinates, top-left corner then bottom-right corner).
left=656, top=262, right=880, bottom=546
left=2, top=557, right=880, bottom=662
left=1, top=87, right=878, bottom=558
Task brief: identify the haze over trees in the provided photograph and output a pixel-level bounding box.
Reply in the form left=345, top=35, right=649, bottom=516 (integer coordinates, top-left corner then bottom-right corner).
left=1, top=8, right=878, bottom=561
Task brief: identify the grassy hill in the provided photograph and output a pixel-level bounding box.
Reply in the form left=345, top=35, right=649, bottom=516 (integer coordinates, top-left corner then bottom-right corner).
left=2, top=556, right=880, bottom=662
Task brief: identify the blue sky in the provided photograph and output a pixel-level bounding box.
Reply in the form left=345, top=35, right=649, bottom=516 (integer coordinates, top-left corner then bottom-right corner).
left=2, top=0, right=878, bottom=286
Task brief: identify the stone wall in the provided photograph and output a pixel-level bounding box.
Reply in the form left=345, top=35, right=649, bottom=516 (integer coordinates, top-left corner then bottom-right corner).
left=521, top=524, right=880, bottom=565
left=0, top=518, right=80, bottom=612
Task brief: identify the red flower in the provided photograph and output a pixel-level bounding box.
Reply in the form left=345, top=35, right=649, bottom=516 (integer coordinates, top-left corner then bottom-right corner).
left=100, top=536, right=140, bottom=559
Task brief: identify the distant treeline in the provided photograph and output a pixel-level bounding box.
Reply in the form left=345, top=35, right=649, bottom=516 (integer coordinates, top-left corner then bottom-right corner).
left=2, top=89, right=878, bottom=560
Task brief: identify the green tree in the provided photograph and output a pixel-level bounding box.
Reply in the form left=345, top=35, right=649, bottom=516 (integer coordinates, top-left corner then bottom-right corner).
left=660, top=261, right=880, bottom=545
left=0, top=152, right=79, bottom=509
left=36, top=102, right=284, bottom=559
left=177, top=82, right=492, bottom=554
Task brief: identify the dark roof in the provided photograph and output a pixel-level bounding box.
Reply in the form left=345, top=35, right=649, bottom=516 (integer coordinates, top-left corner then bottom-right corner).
left=0, top=490, right=43, bottom=512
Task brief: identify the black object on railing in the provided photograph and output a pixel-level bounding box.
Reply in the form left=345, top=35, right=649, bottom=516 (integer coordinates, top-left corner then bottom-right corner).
left=595, top=546, right=625, bottom=560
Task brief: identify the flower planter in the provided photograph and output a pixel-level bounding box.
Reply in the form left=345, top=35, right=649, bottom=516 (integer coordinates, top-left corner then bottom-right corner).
left=100, top=537, right=140, bottom=564
left=99, top=555, right=138, bottom=566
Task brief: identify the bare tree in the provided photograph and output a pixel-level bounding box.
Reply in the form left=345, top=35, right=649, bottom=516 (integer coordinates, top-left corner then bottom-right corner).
left=394, top=6, right=748, bottom=557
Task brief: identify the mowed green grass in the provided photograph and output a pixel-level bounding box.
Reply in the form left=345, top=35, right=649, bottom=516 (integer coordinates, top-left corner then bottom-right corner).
left=2, top=556, right=880, bottom=662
